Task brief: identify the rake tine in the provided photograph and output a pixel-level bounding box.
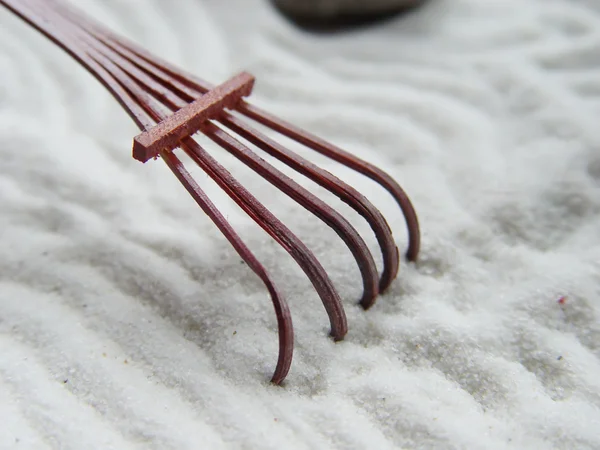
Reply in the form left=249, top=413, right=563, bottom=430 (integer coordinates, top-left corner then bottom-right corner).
left=161, top=150, right=294, bottom=385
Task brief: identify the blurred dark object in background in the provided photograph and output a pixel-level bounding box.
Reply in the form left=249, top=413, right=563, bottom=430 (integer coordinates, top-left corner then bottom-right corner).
left=271, top=0, right=426, bottom=31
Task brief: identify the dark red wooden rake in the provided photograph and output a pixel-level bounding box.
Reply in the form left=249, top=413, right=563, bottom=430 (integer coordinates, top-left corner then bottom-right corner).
left=2, top=0, right=420, bottom=384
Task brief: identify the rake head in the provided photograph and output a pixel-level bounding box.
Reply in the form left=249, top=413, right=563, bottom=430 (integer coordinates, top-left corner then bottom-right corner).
left=2, top=0, right=421, bottom=384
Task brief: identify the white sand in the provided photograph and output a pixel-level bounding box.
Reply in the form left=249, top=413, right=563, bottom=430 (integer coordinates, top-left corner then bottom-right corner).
left=1, top=0, right=599, bottom=448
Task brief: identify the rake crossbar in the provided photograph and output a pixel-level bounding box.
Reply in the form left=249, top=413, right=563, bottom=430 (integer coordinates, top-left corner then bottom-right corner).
left=133, top=72, right=255, bottom=162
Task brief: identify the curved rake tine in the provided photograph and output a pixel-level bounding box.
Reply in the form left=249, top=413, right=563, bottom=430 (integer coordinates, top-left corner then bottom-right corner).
left=161, top=151, right=294, bottom=385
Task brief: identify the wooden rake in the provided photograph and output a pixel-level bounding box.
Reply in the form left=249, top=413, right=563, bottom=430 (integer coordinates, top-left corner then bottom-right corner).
left=1, top=0, right=420, bottom=384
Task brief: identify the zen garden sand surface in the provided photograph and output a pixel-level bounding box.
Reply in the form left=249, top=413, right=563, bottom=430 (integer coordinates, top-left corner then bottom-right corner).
left=1, top=0, right=599, bottom=448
